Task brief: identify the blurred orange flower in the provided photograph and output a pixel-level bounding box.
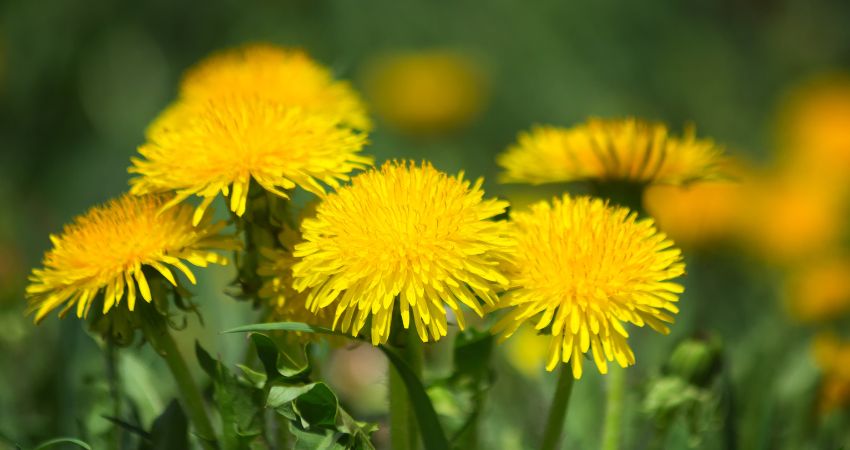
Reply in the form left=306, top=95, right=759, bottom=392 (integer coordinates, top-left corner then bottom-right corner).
left=776, top=74, right=850, bottom=179
left=785, top=258, right=850, bottom=323
left=644, top=177, right=744, bottom=247
left=813, top=334, right=850, bottom=414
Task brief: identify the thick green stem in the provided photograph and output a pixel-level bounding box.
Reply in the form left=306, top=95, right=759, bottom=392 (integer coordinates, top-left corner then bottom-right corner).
left=389, top=329, right=423, bottom=450
left=142, top=314, right=218, bottom=450
left=540, top=365, right=575, bottom=450
left=601, top=366, right=626, bottom=450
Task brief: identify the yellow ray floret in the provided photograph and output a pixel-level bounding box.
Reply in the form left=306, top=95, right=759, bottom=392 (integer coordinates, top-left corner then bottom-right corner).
left=180, top=43, right=371, bottom=131
left=292, top=161, right=514, bottom=345
left=493, top=194, right=685, bottom=379
left=129, top=96, right=371, bottom=222
left=497, top=117, right=724, bottom=185
left=26, top=194, right=239, bottom=323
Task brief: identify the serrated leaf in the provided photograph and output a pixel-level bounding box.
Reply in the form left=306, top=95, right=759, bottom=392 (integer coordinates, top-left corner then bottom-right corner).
left=226, top=323, right=439, bottom=450
left=195, top=342, right=266, bottom=450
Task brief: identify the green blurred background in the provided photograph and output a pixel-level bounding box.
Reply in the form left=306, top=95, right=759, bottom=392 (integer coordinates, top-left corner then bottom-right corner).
left=2, top=0, right=850, bottom=449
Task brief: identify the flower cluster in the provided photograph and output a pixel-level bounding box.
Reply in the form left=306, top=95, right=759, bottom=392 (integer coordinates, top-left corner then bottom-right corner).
left=25, top=43, right=715, bottom=381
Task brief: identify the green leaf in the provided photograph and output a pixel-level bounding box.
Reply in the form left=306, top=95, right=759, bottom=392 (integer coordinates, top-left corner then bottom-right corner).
left=227, top=323, right=448, bottom=450
left=288, top=424, right=345, bottom=450
left=250, top=333, right=310, bottom=384
left=139, top=399, right=188, bottom=450
left=32, top=438, right=93, bottom=450
left=225, top=322, right=339, bottom=336
left=293, top=383, right=339, bottom=428
left=195, top=343, right=266, bottom=450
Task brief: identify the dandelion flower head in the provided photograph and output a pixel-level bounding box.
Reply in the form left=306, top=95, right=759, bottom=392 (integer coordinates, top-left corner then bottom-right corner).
left=493, top=194, right=685, bottom=378
left=498, top=117, right=724, bottom=186
left=181, top=43, right=371, bottom=130
left=786, top=258, right=850, bottom=323
left=292, top=161, right=513, bottom=345
left=26, top=194, right=238, bottom=323
left=364, top=50, right=487, bottom=134
left=130, top=95, right=370, bottom=222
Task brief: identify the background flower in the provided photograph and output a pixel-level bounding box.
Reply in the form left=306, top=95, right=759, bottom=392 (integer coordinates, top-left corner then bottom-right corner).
left=497, top=118, right=725, bottom=186
left=130, top=96, right=370, bottom=220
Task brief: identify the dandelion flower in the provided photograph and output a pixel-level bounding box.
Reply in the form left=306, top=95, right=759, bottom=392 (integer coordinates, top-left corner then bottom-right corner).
left=493, top=194, right=685, bottom=378
left=292, top=161, right=513, bottom=345
left=26, top=194, right=238, bottom=323
left=181, top=43, right=371, bottom=130
left=129, top=96, right=370, bottom=223
left=363, top=50, right=487, bottom=134
left=739, top=173, right=847, bottom=264
left=777, top=74, right=850, bottom=176
left=785, top=258, right=850, bottom=323
left=498, top=118, right=724, bottom=186
left=644, top=181, right=743, bottom=246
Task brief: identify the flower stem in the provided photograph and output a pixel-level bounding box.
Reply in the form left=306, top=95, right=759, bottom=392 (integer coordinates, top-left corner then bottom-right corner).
left=601, top=366, right=626, bottom=450
left=142, top=312, right=218, bottom=450
left=540, top=364, right=575, bottom=450
left=389, top=328, right=423, bottom=450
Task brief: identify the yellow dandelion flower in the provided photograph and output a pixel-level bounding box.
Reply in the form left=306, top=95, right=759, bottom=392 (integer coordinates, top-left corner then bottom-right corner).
left=738, top=173, right=847, bottom=264
left=129, top=96, right=371, bottom=223
left=776, top=74, right=850, bottom=176
left=258, top=223, right=336, bottom=337
left=498, top=117, right=724, bottom=186
left=363, top=50, right=487, bottom=135
left=813, top=334, right=850, bottom=414
left=785, top=258, right=850, bottom=323
left=493, top=194, right=685, bottom=378
left=644, top=180, right=743, bottom=247
left=292, top=161, right=513, bottom=345
left=180, top=43, right=371, bottom=131
left=26, top=194, right=238, bottom=323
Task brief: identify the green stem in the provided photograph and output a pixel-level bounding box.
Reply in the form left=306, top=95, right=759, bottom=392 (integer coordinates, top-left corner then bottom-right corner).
left=390, top=329, right=423, bottom=450
left=540, top=364, right=575, bottom=450
left=601, top=366, right=626, bottom=450
left=105, top=342, right=123, bottom=449
left=142, top=314, right=218, bottom=450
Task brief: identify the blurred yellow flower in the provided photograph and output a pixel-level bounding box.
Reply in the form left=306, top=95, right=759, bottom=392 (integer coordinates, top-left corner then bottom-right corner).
left=776, top=74, right=850, bottom=177
left=363, top=51, right=487, bottom=135
left=644, top=161, right=745, bottom=246
left=181, top=43, right=371, bottom=130
left=258, top=221, right=336, bottom=340
left=498, top=118, right=725, bottom=186
left=738, top=173, right=846, bottom=264
left=26, top=194, right=238, bottom=323
left=504, top=325, right=550, bottom=379
left=292, top=161, right=513, bottom=345
left=785, top=258, right=850, bottom=323
left=813, top=334, right=850, bottom=414
left=130, top=96, right=370, bottom=222
left=493, top=195, right=685, bottom=378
